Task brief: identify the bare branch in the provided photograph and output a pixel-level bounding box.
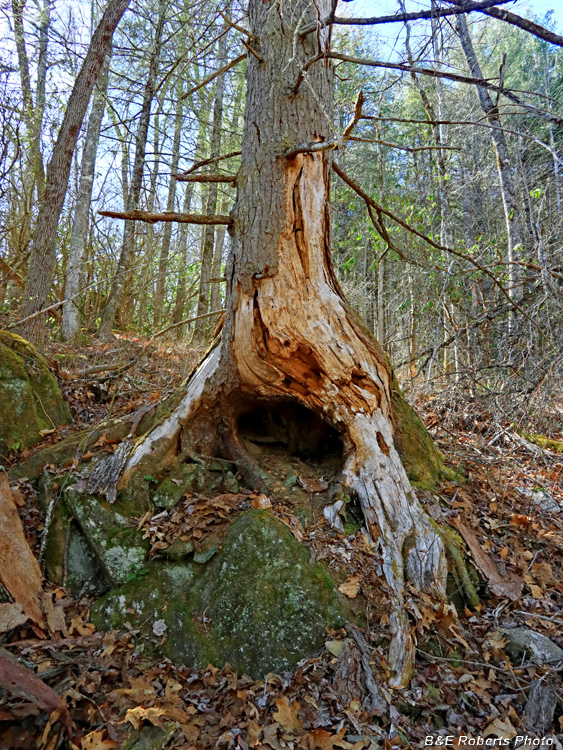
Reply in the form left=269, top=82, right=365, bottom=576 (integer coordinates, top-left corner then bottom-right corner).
left=300, top=0, right=513, bottom=36
left=98, top=209, right=233, bottom=225
left=173, top=173, right=237, bottom=184
left=241, top=38, right=264, bottom=62
left=328, top=53, right=563, bottom=127
left=446, top=0, right=563, bottom=47
left=331, top=162, right=545, bottom=336
left=349, top=136, right=460, bottom=152
left=217, top=10, right=255, bottom=39
left=285, top=90, right=364, bottom=157
left=180, top=54, right=246, bottom=101
left=181, top=150, right=241, bottom=176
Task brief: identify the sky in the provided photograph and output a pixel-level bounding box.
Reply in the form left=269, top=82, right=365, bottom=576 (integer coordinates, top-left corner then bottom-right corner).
left=351, top=0, right=563, bottom=28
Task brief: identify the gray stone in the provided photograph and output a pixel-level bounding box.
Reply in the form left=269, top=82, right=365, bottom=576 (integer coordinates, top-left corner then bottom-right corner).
left=91, top=510, right=351, bottom=676
left=502, top=627, right=563, bottom=667
left=64, top=485, right=149, bottom=586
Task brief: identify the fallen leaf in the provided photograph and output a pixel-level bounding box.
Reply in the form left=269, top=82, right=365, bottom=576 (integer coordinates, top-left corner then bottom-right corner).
left=251, top=494, right=272, bottom=509
left=307, top=727, right=348, bottom=749
left=338, top=574, right=361, bottom=598
left=0, top=475, right=44, bottom=625
left=0, top=602, right=28, bottom=634
left=273, top=696, right=304, bottom=732
left=483, top=717, right=517, bottom=739
left=80, top=729, right=118, bottom=749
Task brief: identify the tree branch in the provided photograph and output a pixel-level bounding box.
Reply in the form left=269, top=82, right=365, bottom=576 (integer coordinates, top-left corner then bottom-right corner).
left=331, top=162, right=545, bottom=336
left=180, top=54, right=246, bottom=101
left=349, top=136, right=460, bottom=152
left=285, top=91, right=364, bottom=156
left=300, top=0, right=513, bottom=36
left=328, top=53, right=563, bottom=127
left=181, top=150, right=242, bottom=176
left=446, top=0, right=563, bottom=47
left=172, top=173, right=237, bottom=184
left=98, top=209, right=233, bottom=225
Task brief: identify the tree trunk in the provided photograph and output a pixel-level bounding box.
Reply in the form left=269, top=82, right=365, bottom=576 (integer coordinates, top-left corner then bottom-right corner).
left=191, top=23, right=228, bottom=346
left=114, top=0, right=447, bottom=688
left=456, top=14, right=522, bottom=305
left=62, top=50, right=111, bottom=341
left=15, top=0, right=130, bottom=346
left=97, top=0, right=166, bottom=340
left=154, top=86, right=183, bottom=329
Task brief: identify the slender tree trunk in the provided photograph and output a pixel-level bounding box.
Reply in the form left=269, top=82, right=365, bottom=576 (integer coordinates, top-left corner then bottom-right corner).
left=456, top=13, right=522, bottom=305
left=15, top=0, right=130, bottom=346
left=154, top=90, right=183, bottom=328
left=97, top=0, right=166, bottom=340
left=62, top=50, right=111, bottom=341
left=209, top=198, right=228, bottom=314
left=191, top=23, right=228, bottom=345
left=118, top=0, right=446, bottom=689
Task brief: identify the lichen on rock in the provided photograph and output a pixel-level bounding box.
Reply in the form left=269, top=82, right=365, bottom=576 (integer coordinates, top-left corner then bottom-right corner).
left=91, top=510, right=351, bottom=676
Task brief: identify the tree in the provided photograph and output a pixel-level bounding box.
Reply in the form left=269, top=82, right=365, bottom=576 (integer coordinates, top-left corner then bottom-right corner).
left=108, top=0, right=449, bottom=689
left=15, top=0, right=131, bottom=346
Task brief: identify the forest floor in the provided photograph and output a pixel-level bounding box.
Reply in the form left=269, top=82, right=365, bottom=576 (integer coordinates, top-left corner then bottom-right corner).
left=1, top=334, right=563, bottom=750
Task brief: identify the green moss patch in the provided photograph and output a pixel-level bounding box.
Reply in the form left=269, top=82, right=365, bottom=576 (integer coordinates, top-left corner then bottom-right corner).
left=0, top=331, right=71, bottom=456
left=91, top=510, right=351, bottom=676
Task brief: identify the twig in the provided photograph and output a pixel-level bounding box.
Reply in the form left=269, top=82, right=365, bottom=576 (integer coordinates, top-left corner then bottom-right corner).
left=241, top=38, right=263, bottom=62
left=217, top=10, right=255, bottom=39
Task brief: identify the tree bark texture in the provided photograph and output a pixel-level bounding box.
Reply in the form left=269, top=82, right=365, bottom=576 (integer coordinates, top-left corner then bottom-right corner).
left=113, top=0, right=447, bottom=688
left=97, top=0, right=166, bottom=340
left=62, top=51, right=112, bottom=341
left=15, top=0, right=130, bottom=346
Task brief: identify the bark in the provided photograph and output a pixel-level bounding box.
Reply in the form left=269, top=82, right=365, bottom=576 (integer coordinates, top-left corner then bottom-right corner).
left=191, top=23, right=228, bottom=346
left=62, top=51, right=111, bottom=341
left=113, top=0, right=447, bottom=688
left=15, top=0, right=130, bottom=346
left=97, top=0, right=166, bottom=340
left=456, top=14, right=522, bottom=304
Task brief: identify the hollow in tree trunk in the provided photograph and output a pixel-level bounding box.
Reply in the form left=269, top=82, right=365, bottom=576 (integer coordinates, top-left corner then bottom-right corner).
left=115, top=0, right=447, bottom=688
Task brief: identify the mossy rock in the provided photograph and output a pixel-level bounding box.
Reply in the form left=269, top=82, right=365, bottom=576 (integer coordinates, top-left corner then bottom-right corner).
left=0, top=331, right=71, bottom=456
left=91, top=510, right=351, bottom=676
left=64, top=484, right=149, bottom=586
left=390, top=373, right=459, bottom=490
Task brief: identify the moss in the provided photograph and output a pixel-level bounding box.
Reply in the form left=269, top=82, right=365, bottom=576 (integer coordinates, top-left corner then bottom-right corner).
left=64, top=485, right=149, bottom=586
left=514, top=427, right=563, bottom=453
left=390, top=373, right=461, bottom=490
left=91, top=510, right=351, bottom=676
left=0, top=331, right=71, bottom=456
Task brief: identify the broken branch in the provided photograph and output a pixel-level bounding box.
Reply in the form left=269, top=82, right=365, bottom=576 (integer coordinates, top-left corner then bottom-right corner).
left=98, top=209, right=233, bottom=225
left=181, top=54, right=246, bottom=100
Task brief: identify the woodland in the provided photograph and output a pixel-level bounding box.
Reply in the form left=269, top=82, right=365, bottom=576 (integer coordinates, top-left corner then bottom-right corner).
left=0, top=0, right=563, bottom=748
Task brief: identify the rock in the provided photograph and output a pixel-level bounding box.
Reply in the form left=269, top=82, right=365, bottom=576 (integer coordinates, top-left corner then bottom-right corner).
left=501, top=627, right=563, bottom=667
left=153, top=464, right=203, bottom=510
left=518, top=488, right=560, bottom=514
left=64, top=485, right=149, bottom=587
left=523, top=680, right=556, bottom=734
left=91, top=510, right=350, bottom=676
left=0, top=331, right=71, bottom=455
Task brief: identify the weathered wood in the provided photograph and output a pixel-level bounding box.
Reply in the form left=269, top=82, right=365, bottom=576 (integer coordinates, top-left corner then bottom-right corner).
left=98, top=209, right=233, bottom=225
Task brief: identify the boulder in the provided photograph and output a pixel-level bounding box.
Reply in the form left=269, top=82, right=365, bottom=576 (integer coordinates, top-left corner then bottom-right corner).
left=501, top=627, right=563, bottom=667
left=64, top=485, right=149, bottom=587
left=91, top=510, right=350, bottom=676
left=0, top=331, right=71, bottom=455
